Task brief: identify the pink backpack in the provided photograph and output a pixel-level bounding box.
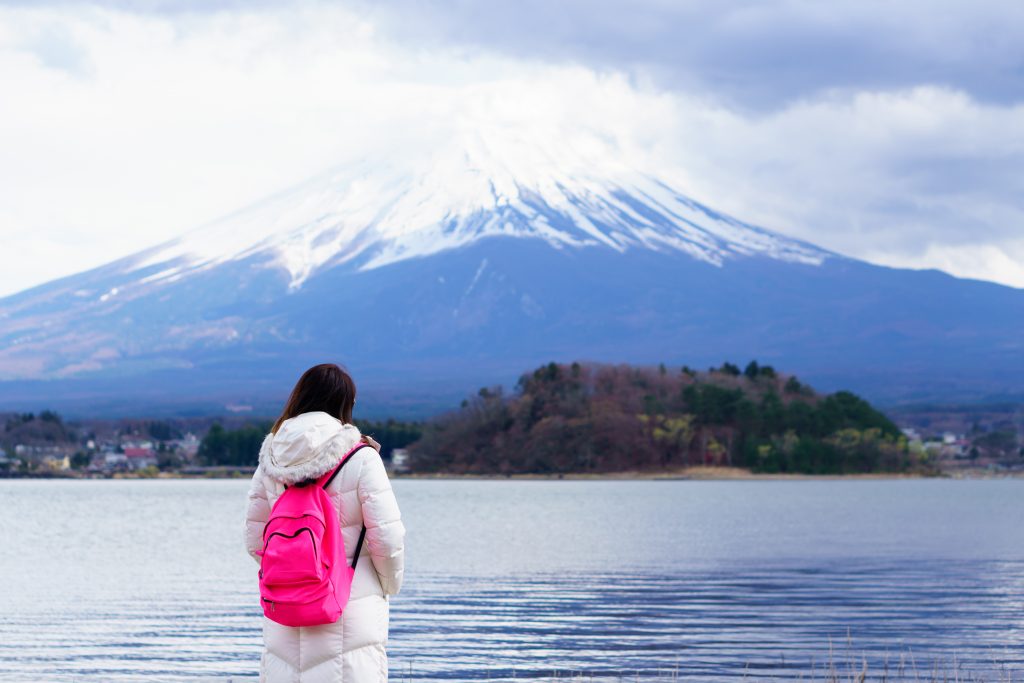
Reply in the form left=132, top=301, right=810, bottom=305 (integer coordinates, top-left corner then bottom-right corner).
left=258, top=443, right=371, bottom=626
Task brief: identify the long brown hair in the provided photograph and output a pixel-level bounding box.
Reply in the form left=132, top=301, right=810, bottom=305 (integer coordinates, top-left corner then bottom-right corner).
left=272, top=363, right=357, bottom=433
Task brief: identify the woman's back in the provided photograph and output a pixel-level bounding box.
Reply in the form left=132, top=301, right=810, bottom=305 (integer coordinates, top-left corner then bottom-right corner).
left=245, top=411, right=405, bottom=682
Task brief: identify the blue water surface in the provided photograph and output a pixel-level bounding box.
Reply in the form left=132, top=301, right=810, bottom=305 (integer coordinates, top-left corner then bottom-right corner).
left=0, top=479, right=1021, bottom=681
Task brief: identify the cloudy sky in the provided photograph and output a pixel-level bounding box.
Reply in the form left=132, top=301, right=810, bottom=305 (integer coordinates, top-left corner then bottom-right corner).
left=1, top=0, right=1022, bottom=296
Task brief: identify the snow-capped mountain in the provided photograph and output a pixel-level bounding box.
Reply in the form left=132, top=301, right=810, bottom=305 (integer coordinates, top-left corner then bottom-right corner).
left=80, top=130, right=827, bottom=295
left=1, top=135, right=1021, bottom=416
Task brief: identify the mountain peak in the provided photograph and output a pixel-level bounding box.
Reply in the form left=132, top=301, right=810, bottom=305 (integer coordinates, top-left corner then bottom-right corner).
left=125, top=133, right=829, bottom=292
left=1, top=132, right=1020, bottom=409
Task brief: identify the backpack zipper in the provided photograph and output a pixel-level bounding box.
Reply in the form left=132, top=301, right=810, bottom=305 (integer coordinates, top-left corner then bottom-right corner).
left=262, top=527, right=319, bottom=563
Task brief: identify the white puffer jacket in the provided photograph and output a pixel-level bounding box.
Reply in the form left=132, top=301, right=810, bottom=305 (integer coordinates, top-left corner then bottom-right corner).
left=244, top=412, right=405, bottom=682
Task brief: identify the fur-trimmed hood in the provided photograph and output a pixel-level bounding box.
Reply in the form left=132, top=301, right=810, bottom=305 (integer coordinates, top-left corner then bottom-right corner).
left=258, top=411, right=363, bottom=485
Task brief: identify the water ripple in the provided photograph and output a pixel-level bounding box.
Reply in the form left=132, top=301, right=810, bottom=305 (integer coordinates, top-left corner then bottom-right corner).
left=1, top=479, right=1023, bottom=681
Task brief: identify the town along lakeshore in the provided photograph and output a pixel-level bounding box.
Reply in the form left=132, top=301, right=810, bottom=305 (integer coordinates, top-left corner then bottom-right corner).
left=3, top=362, right=1022, bottom=479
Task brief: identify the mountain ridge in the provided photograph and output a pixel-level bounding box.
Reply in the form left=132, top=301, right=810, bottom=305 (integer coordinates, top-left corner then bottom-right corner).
left=1, top=142, right=1021, bottom=416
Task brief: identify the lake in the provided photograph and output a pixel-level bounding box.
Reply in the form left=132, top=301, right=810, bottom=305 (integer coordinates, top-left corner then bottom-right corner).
left=0, top=479, right=1022, bottom=681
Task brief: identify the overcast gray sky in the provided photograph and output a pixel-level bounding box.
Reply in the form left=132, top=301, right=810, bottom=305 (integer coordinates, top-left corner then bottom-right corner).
left=1, top=0, right=1022, bottom=295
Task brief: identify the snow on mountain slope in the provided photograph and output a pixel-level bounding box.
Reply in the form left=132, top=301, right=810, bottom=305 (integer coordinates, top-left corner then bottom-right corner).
left=2, top=124, right=1023, bottom=414
left=0, top=129, right=872, bottom=404
left=124, top=129, right=829, bottom=294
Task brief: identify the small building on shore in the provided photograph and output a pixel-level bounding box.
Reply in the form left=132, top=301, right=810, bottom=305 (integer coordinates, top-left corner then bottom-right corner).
left=390, top=448, right=410, bottom=474
left=104, top=451, right=128, bottom=470
left=0, top=449, right=20, bottom=474
left=41, top=454, right=70, bottom=471
left=124, top=446, right=157, bottom=470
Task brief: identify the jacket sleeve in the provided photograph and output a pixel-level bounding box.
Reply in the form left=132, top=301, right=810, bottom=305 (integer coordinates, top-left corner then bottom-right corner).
left=358, top=453, right=406, bottom=596
left=244, top=465, right=271, bottom=563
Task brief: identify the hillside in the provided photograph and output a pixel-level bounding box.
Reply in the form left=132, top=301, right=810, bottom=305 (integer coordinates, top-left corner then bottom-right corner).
left=410, top=361, right=916, bottom=475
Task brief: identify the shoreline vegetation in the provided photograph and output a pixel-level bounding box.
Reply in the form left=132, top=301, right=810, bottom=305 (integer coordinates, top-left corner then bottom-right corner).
left=2, top=360, right=1021, bottom=480
left=395, top=465, right=1019, bottom=481
left=6, top=465, right=1021, bottom=481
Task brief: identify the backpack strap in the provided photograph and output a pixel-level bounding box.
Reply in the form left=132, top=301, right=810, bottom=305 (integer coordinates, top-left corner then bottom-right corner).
left=317, top=442, right=372, bottom=489
left=351, top=525, right=367, bottom=570
left=283, top=442, right=372, bottom=490
left=318, top=442, right=372, bottom=570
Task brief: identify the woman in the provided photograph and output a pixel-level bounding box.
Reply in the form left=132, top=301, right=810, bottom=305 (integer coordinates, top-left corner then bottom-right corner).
left=245, top=363, right=405, bottom=682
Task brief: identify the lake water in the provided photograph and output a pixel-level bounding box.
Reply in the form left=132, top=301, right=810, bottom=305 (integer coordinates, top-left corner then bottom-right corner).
left=0, top=479, right=1022, bottom=681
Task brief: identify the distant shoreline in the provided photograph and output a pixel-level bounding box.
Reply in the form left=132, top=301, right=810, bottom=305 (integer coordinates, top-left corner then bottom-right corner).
left=4, top=465, right=1022, bottom=481
left=393, top=466, right=1021, bottom=481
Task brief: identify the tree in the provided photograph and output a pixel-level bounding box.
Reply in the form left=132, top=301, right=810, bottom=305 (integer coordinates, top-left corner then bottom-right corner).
left=353, top=418, right=422, bottom=459
left=744, top=361, right=760, bottom=379
left=759, top=392, right=785, bottom=435
left=816, top=391, right=900, bottom=437
left=719, top=362, right=741, bottom=376
left=148, top=421, right=178, bottom=441
left=157, top=450, right=184, bottom=471
left=197, top=423, right=269, bottom=467
left=198, top=423, right=227, bottom=464
left=682, top=384, right=743, bottom=424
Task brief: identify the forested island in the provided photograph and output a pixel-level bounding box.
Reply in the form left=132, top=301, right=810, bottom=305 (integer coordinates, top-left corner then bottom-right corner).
left=4, top=360, right=1022, bottom=478
left=412, top=361, right=916, bottom=475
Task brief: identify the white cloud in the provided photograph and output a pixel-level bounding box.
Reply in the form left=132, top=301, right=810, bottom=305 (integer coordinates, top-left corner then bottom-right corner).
left=642, top=86, right=1024, bottom=286
left=0, top=2, right=1021, bottom=297
left=369, top=0, right=1024, bottom=109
